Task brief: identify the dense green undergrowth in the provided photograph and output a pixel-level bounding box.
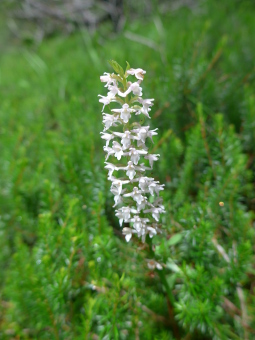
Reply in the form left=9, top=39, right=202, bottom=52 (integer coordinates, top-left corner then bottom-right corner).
left=0, top=1, right=255, bottom=339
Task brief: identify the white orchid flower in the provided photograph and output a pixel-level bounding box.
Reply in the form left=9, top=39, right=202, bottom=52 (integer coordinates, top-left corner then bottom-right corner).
left=99, top=62, right=165, bottom=242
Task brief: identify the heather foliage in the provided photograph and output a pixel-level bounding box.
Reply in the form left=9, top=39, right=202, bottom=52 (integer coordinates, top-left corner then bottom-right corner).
left=1, top=1, right=255, bottom=339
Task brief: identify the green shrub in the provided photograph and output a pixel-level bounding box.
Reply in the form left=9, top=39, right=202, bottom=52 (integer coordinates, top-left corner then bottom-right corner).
left=0, top=1, right=254, bottom=339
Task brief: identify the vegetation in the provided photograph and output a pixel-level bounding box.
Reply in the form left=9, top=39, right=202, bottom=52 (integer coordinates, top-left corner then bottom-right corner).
left=0, top=1, right=255, bottom=339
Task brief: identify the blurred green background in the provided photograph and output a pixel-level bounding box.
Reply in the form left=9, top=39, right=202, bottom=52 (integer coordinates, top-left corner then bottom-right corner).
left=0, top=0, right=255, bottom=339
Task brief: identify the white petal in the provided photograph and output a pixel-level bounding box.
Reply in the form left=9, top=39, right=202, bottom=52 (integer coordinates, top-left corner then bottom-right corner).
left=125, top=233, right=132, bottom=242
left=156, top=263, right=163, bottom=270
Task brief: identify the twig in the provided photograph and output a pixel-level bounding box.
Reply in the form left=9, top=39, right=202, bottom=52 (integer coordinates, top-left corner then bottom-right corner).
left=237, top=285, right=249, bottom=340
left=211, top=238, right=230, bottom=263
left=212, top=238, right=252, bottom=338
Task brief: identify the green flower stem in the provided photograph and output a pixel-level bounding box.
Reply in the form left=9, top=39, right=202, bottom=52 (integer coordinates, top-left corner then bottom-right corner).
left=157, top=268, right=175, bottom=305
left=147, top=237, right=175, bottom=305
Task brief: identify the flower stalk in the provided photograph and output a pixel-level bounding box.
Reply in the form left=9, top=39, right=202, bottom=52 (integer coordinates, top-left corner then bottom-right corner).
left=99, top=59, right=175, bottom=321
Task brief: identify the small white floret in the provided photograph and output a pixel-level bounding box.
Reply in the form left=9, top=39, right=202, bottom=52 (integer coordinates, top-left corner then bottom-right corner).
left=127, top=68, right=146, bottom=80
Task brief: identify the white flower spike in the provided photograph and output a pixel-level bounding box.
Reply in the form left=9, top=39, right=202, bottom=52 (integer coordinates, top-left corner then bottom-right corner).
left=99, top=61, right=165, bottom=242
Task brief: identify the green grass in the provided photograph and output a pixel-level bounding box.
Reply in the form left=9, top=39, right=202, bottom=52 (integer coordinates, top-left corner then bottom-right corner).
left=0, top=1, right=255, bottom=339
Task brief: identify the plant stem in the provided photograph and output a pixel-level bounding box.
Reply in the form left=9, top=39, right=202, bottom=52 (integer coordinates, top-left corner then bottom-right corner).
left=147, top=237, right=175, bottom=305
left=157, top=268, right=175, bottom=305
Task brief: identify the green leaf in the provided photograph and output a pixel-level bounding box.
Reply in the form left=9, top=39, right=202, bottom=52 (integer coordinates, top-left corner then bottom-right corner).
left=166, top=273, right=177, bottom=289
left=166, top=259, right=181, bottom=273
left=125, top=61, right=131, bottom=72
left=167, top=233, right=183, bottom=246
left=114, top=326, right=119, bottom=339
left=108, top=60, right=125, bottom=77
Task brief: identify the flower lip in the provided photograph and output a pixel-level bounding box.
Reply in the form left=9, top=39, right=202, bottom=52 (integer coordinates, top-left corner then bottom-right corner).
left=127, top=68, right=146, bottom=80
